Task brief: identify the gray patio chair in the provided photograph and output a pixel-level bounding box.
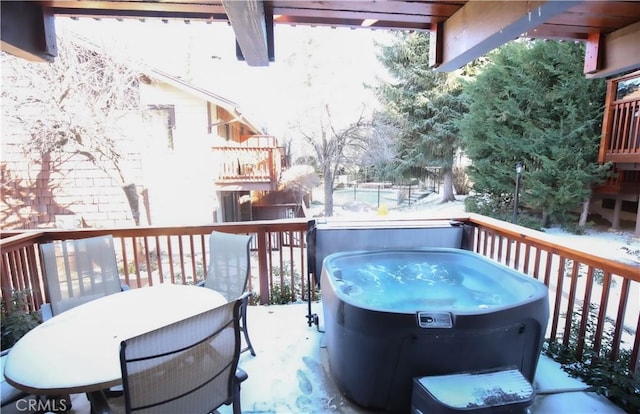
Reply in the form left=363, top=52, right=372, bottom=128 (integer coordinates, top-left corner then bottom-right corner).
left=118, top=295, right=248, bottom=414
left=39, top=235, right=128, bottom=320
left=39, top=234, right=129, bottom=402
left=199, top=230, right=255, bottom=356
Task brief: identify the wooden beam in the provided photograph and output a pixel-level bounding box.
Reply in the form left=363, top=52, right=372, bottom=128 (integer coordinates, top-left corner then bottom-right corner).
left=429, top=22, right=444, bottom=67
left=49, top=1, right=226, bottom=15
left=0, top=1, right=57, bottom=62
left=586, top=21, right=640, bottom=79
left=584, top=32, right=603, bottom=74
left=222, top=0, right=270, bottom=66
left=433, top=0, right=574, bottom=72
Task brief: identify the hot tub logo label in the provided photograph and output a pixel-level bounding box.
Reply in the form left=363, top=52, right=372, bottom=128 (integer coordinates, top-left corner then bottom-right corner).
left=417, top=311, right=453, bottom=328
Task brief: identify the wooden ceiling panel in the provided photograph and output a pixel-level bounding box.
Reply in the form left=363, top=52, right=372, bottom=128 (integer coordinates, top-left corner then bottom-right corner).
left=564, top=1, right=640, bottom=17
left=47, top=1, right=227, bottom=15
left=271, top=1, right=464, bottom=17
left=526, top=25, right=592, bottom=41
left=544, top=12, right=640, bottom=33
left=2, top=0, right=638, bottom=77
left=272, top=7, right=439, bottom=25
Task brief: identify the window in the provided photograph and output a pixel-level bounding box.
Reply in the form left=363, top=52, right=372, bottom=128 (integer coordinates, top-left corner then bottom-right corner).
left=144, top=105, right=175, bottom=150
left=615, top=76, right=640, bottom=101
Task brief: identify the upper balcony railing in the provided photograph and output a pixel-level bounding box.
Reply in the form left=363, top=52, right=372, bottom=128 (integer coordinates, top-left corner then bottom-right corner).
left=599, top=71, right=640, bottom=164
left=1, top=215, right=638, bottom=378
left=213, top=146, right=282, bottom=189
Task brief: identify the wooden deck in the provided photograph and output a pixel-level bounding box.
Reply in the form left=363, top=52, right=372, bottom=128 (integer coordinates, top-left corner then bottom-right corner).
left=2, top=302, right=625, bottom=414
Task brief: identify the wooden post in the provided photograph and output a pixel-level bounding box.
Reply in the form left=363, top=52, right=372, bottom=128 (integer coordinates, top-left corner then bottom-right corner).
left=256, top=226, right=270, bottom=305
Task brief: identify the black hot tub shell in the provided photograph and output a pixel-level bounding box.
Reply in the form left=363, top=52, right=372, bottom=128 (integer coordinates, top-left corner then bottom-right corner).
left=320, top=248, right=549, bottom=413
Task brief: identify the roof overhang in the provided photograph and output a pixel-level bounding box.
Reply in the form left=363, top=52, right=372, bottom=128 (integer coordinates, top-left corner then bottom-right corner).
left=1, top=1, right=639, bottom=78
left=144, top=69, right=264, bottom=135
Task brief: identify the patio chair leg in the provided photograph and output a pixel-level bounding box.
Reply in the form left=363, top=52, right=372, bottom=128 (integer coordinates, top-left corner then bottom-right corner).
left=86, top=390, right=110, bottom=414
left=231, top=369, right=248, bottom=414
left=232, top=393, right=241, bottom=414
left=240, top=300, right=256, bottom=356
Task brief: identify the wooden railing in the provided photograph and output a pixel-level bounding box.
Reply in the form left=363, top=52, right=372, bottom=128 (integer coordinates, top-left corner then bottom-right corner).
left=213, top=147, right=281, bottom=185
left=2, top=215, right=638, bottom=376
left=602, top=97, right=640, bottom=162
left=599, top=71, right=640, bottom=164
left=466, top=214, right=639, bottom=373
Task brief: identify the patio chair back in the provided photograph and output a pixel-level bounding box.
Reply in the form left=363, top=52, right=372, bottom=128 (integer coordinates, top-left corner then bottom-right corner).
left=120, top=298, right=246, bottom=414
left=204, top=231, right=252, bottom=301
left=40, top=235, right=123, bottom=316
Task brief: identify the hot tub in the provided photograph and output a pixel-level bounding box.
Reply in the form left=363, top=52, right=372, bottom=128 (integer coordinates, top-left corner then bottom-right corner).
left=320, top=248, right=549, bottom=413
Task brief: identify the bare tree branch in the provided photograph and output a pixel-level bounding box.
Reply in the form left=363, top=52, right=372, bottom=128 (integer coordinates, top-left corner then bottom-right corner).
left=2, top=33, right=145, bottom=224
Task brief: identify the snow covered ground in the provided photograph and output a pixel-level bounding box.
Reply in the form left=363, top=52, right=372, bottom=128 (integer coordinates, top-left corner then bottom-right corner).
left=542, top=225, right=639, bottom=266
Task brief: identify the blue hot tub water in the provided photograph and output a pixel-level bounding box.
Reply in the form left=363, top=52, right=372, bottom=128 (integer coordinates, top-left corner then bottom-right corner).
left=326, top=249, right=540, bottom=313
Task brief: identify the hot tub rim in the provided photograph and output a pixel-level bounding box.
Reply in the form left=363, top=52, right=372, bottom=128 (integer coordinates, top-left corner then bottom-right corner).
left=321, top=247, right=549, bottom=315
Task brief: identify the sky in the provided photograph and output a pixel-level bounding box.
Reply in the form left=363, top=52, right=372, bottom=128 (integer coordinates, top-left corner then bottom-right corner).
left=55, top=18, right=394, bottom=143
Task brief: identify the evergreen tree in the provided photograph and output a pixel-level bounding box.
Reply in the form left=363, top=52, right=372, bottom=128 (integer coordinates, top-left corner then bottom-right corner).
left=376, top=32, right=466, bottom=202
left=459, top=40, right=608, bottom=227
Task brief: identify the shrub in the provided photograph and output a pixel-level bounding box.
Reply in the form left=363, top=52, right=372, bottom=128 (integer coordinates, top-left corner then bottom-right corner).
left=544, top=304, right=639, bottom=412
left=452, top=167, right=471, bottom=195
left=464, top=193, right=543, bottom=230
left=464, top=193, right=512, bottom=217
left=269, top=263, right=300, bottom=304
left=1, top=290, right=41, bottom=350
left=267, top=262, right=320, bottom=305
left=270, top=283, right=293, bottom=305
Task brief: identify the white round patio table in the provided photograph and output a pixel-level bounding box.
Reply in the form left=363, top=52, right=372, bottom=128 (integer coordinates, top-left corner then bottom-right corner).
left=4, top=284, right=226, bottom=398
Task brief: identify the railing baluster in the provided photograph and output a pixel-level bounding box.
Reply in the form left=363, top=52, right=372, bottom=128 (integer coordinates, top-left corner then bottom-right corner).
left=632, top=318, right=640, bottom=375
left=130, top=237, right=141, bottom=286
left=198, top=234, right=207, bottom=283
left=533, top=248, right=542, bottom=281
left=488, top=230, right=495, bottom=260
left=188, top=235, right=197, bottom=284
left=482, top=229, right=489, bottom=257
left=593, top=272, right=613, bottom=358
left=620, top=101, right=631, bottom=152
left=576, top=266, right=595, bottom=360
left=177, top=236, right=186, bottom=286
left=563, top=260, right=581, bottom=347
left=143, top=236, right=152, bottom=284
left=543, top=252, right=553, bottom=287
left=523, top=244, right=531, bottom=275
left=550, top=257, right=566, bottom=341
left=611, top=105, right=622, bottom=152
left=610, top=278, right=631, bottom=362
left=119, top=237, right=130, bottom=287
left=255, top=227, right=269, bottom=305
left=632, top=100, right=640, bottom=152
left=1, top=255, right=14, bottom=305
left=513, top=240, right=522, bottom=271
left=154, top=236, right=164, bottom=284
left=26, top=244, right=44, bottom=309
left=496, top=234, right=504, bottom=263
left=168, top=235, right=176, bottom=284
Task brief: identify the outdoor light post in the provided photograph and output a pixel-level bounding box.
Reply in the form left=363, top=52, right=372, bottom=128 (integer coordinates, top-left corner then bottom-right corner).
left=513, top=162, right=523, bottom=224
